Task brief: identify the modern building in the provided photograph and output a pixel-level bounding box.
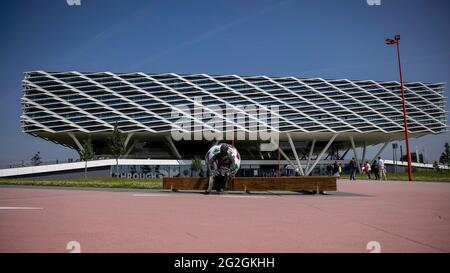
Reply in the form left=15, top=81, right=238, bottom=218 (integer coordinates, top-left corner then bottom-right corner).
left=18, top=70, right=447, bottom=177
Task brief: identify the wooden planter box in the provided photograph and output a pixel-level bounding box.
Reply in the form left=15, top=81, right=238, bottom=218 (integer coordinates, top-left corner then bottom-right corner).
left=162, top=176, right=337, bottom=192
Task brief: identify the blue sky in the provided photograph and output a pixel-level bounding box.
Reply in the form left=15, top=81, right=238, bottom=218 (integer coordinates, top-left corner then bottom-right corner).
left=0, top=0, right=449, bottom=165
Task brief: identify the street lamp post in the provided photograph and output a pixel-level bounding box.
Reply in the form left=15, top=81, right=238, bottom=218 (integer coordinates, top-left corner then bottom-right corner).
left=386, top=34, right=413, bottom=181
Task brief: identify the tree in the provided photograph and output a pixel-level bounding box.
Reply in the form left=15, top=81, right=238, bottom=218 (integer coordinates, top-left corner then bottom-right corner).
left=79, top=136, right=95, bottom=179
left=190, top=156, right=202, bottom=177
left=31, top=151, right=41, bottom=166
left=439, top=142, right=450, bottom=169
left=110, top=123, right=125, bottom=178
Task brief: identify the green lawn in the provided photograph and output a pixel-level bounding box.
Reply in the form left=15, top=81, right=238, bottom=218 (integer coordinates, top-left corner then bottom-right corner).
left=355, top=171, right=450, bottom=182
left=1, top=171, right=449, bottom=190
left=0, top=177, right=163, bottom=189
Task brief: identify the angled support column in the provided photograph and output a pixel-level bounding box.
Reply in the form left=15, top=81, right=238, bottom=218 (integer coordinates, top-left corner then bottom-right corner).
left=124, top=132, right=134, bottom=149
left=245, top=148, right=257, bottom=159
left=299, top=151, right=307, bottom=160
left=270, top=139, right=297, bottom=171
left=306, top=134, right=338, bottom=176
left=68, top=132, right=84, bottom=152
left=124, top=140, right=136, bottom=157
left=361, top=142, right=367, bottom=168
left=278, top=147, right=298, bottom=171
left=371, top=141, right=390, bottom=163
left=287, top=133, right=304, bottom=175
left=165, top=136, right=182, bottom=159
left=339, top=147, right=350, bottom=160
left=349, top=136, right=362, bottom=173
left=257, top=144, right=264, bottom=160
left=305, top=139, right=316, bottom=172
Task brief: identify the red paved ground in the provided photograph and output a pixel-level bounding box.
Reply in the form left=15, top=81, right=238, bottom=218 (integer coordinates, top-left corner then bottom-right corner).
left=0, top=180, right=449, bottom=253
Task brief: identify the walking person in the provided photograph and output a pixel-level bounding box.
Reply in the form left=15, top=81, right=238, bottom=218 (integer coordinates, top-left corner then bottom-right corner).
left=363, top=161, right=371, bottom=180
left=348, top=158, right=357, bottom=181
left=378, top=156, right=387, bottom=181
left=333, top=161, right=340, bottom=180
left=372, top=159, right=380, bottom=181
left=326, top=163, right=333, bottom=176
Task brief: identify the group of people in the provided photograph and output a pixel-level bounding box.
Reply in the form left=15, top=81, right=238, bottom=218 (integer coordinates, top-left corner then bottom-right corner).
left=327, top=156, right=387, bottom=181
left=362, top=157, right=387, bottom=181
left=326, top=161, right=342, bottom=178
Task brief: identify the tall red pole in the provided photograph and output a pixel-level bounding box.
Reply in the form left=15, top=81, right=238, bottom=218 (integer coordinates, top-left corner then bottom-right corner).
left=395, top=39, right=413, bottom=181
